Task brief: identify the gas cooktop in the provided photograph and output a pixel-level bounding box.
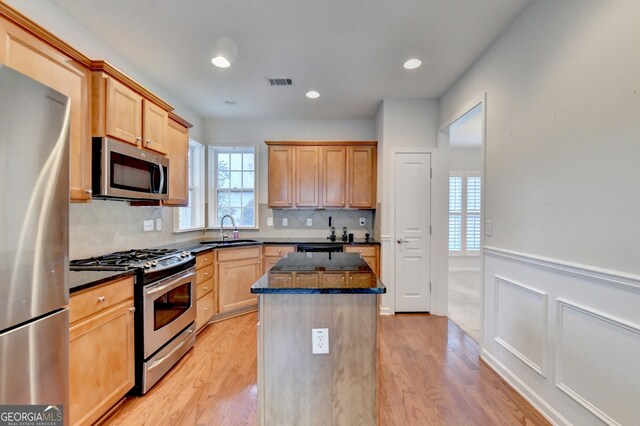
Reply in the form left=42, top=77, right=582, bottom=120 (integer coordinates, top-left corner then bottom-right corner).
left=70, top=248, right=193, bottom=273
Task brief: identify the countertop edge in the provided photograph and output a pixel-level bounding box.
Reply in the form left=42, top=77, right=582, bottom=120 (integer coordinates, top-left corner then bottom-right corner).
left=69, top=269, right=138, bottom=294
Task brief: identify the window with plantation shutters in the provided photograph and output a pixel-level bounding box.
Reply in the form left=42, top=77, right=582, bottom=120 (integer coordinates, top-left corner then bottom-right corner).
left=449, top=172, right=481, bottom=255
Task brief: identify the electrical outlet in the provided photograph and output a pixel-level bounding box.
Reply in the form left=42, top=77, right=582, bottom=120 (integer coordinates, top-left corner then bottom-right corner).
left=485, top=219, right=493, bottom=236
left=156, top=218, right=162, bottom=231
left=282, top=217, right=288, bottom=227
left=267, top=217, right=273, bottom=227
left=307, top=218, right=313, bottom=227
left=312, top=328, right=329, bottom=354
left=359, top=217, right=366, bottom=226
left=143, top=219, right=154, bottom=232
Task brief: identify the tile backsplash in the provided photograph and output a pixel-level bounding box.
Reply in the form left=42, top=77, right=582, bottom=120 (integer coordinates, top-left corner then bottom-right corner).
left=70, top=201, right=376, bottom=259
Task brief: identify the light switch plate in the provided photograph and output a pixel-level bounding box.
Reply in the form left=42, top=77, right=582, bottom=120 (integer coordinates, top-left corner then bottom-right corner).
left=307, top=218, right=313, bottom=227
left=143, top=219, right=154, bottom=232
left=282, top=218, right=288, bottom=226
left=156, top=218, right=162, bottom=231
left=267, top=217, right=273, bottom=227
left=485, top=219, right=493, bottom=236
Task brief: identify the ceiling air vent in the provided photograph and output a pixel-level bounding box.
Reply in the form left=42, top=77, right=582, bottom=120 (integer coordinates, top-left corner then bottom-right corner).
left=268, top=78, right=293, bottom=86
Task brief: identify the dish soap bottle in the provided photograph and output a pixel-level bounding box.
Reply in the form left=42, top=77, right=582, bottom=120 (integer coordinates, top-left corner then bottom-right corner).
left=233, top=227, right=239, bottom=240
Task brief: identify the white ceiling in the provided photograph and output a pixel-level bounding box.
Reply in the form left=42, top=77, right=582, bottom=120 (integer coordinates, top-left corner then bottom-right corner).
left=49, top=0, right=530, bottom=119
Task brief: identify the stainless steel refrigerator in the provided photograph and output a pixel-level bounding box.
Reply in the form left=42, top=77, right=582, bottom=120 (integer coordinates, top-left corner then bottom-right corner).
left=0, top=65, right=70, bottom=412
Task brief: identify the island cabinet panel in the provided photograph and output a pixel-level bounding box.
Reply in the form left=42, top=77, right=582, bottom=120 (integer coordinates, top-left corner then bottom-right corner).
left=217, top=247, right=262, bottom=313
left=294, top=146, right=320, bottom=207
left=347, top=146, right=377, bottom=208
left=258, top=293, right=377, bottom=425
left=344, top=245, right=380, bottom=276
left=268, top=146, right=294, bottom=208
left=69, top=277, right=135, bottom=426
left=0, top=17, right=92, bottom=202
left=321, top=146, right=347, bottom=208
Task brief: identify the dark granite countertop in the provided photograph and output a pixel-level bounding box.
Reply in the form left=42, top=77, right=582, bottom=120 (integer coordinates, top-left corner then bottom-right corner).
left=69, top=269, right=137, bottom=293
left=251, top=253, right=386, bottom=294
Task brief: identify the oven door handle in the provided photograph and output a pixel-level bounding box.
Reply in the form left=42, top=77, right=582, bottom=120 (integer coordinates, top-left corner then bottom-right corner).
left=148, top=328, right=194, bottom=371
left=145, top=270, right=196, bottom=296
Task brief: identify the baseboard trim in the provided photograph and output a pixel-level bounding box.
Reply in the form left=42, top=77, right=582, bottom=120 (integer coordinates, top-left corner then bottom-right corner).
left=484, top=246, right=640, bottom=293
left=379, top=306, right=394, bottom=316
left=481, top=349, right=568, bottom=426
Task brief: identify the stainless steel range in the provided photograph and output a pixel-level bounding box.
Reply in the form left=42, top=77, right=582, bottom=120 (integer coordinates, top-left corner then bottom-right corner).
left=71, top=248, right=196, bottom=394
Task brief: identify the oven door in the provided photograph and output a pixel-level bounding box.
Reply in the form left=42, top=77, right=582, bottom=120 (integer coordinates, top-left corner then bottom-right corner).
left=143, top=268, right=196, bottom=358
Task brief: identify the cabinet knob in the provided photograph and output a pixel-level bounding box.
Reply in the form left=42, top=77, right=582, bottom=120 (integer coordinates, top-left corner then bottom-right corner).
left=203, top=286, right=208, bottom=291
left=136, top=136, right=142, bottom=142
left=257, top=260, right=261, bottom=264
left=277, top=250, right=281, bottom=254
left=97, top=296, right=106, bottom=302
left=129, top=307, right=136, bottom=312
left=204, top=307, right=209, bottom=312
left=146, top=139, right=151, bottom=145
left=203, top=258, right=208, bottom=262
left=203, top=272, right=208, bottom=277
left=84, top=189, right=93, bottom=194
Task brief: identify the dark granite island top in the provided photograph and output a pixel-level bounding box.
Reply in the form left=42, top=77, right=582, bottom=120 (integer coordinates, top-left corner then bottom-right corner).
left=251, top=252, right=386, bottom=294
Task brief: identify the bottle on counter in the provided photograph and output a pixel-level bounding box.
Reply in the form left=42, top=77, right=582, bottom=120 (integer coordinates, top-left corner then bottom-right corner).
left=233, top=227, right=239, bottom=240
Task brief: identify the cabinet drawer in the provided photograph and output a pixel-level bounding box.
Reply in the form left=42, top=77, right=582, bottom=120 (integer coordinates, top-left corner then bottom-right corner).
left=70, top=277, right=134, bottom=324
left=196, top=251, right=214, bottom=269
left=196, top=277, right=214, bottom=299
left=344, top=245, right=377, bottom=257
left=217, top=246, right=261, bottom=262
left=196, top=291, right=215, bottom=331
left=196, top=264, right=214, bottom=284
left=263, top=245, right=295, bottom=257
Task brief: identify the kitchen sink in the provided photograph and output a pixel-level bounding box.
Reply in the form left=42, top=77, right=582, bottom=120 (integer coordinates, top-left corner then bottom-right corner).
left=200, top=239, right=259, bottom=246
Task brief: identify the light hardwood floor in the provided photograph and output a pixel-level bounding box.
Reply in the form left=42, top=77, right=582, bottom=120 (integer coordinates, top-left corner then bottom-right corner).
left=104, top=312, right=549, bottom=426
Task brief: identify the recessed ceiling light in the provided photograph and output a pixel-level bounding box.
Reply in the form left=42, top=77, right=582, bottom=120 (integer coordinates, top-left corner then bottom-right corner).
left=211, top=56, right=230, bottom=68
left=306, top=90, right=320, bottom=99
left=403, top=58, right=422, bottom=70
left=224, top=100, right=236, bottom=105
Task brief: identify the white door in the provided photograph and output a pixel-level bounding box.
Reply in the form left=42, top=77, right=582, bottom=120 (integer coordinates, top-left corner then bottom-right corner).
left=395, top=152, right=431, bottom=312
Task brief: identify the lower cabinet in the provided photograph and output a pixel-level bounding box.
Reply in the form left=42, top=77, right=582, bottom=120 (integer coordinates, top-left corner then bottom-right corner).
left=262, top=245, right=296, bottom=273
left=195, top=251, right=216, bottom=332
left=69, top=276, right=135, bottom=426
left=217, top=247, right=262, bottom=314
left=344, top=245, right=380, bottom=276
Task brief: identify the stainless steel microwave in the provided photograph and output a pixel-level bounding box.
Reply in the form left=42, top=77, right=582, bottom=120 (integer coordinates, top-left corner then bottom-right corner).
left=92, top=137, right=169, bottom=201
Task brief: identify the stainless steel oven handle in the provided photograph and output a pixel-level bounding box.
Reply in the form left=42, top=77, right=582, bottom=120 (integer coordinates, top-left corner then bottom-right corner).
left=147, top=328, right=194, bottom=371
left=145, top=270, right=196, bottom=296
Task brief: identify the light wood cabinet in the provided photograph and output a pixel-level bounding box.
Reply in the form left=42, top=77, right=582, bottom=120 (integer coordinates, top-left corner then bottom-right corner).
left=69, top=276, right=135, bottom=426
left=217, top=247, right=262, bottom=313
left=262, top=245, right=296, bottom=273
left=344, top=244, right=380, bottom=276
left=164, top=114, right=190, bottom=206
left=347, top=146, right=377, bottom=208
left=195, top=251, right=216, bottom=331
left=294, top=146, right=320, bottom=208
left=0, top=14, right=92, bottom=202
left=92, top=71, right=168, bottom=155
left=267, top=145, right=294, bottom=208
left=266, top=141, right=377, bottom=209
left=321, top=146, right=347, bottom=208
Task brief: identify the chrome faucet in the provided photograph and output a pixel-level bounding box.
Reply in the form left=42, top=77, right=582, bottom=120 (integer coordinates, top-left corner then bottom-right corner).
left=219, top=214, right=236, bottom=242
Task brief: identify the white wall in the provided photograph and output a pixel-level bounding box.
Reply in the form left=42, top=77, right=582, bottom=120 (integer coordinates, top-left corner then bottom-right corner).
left=202, top=118, right=376, bottom=204
left=4, top=0, right=203, bottom=137
left=439, top=1, right=640, bottom=424
left=375, top=99, right=445, bottom=315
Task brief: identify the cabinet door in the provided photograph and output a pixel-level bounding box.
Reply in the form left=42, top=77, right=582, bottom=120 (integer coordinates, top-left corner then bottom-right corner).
left=0, top=18, right=92, bottom=202
left=105, top=76, right=143, bottom=146
left=142, top=99, right=168, bottom=154
left=321, top=146, right=347, bottom=207
left=344, top=245, right=379, bottom=275
left=218, top=257, right=261, bottom=313
left=294, top=146, right=320, bottom=207
left=348, top=146, right=376, bottom=208
left=164, top=118, right=189, bottom=205
left=69, top=300, right=134, bottom=426
left=268, top=146, right=294, bottom=208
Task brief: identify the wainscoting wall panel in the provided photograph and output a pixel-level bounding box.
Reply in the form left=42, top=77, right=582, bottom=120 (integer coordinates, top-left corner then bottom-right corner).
left=483, top=247, right=640, bottom=426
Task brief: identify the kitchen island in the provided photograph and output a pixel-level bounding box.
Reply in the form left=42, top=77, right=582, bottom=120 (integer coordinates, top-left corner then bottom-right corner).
left=251, top=252, right=385, bottom=426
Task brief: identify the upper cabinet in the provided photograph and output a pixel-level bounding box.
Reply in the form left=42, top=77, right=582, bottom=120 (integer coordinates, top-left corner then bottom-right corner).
left=266, top=141, right=377, bottom=209
left=92, top=70, right=169, bottom=155
left=164, top=113, right=192, bottom=206
left=0, top=12, right=92, bottom=202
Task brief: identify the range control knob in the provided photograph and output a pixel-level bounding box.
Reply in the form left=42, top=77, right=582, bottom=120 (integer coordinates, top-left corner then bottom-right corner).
left=180, top=251, right=190, bottom=258
left=143, top=262, right=152, bottom=269
left=150, top=260, right=158, bottom=267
